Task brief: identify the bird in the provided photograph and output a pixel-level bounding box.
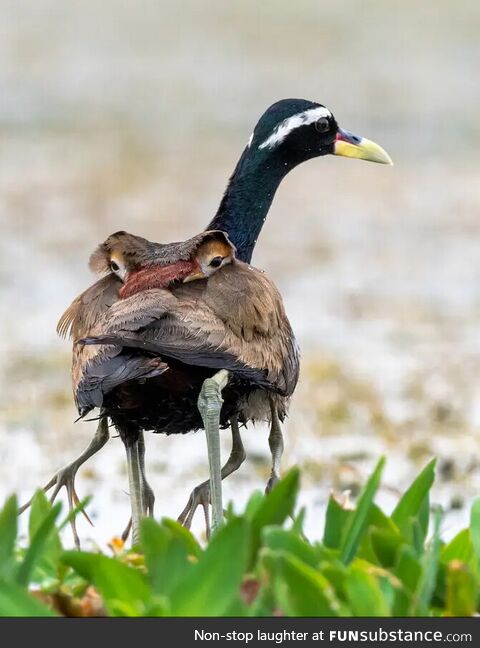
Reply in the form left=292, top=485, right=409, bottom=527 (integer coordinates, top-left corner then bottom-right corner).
left=23, top=98, right=391, bottom=542
left=76, top=234, right=299, bottom=542
left=20, top=230, right=237, bottom=546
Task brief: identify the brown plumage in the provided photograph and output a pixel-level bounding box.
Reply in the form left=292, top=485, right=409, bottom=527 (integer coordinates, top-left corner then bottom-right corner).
left=78, top=261, right=298, bottom=427
left=61, top=230, right=297, bottom=434
left=53, top=228, right=298, bottom=537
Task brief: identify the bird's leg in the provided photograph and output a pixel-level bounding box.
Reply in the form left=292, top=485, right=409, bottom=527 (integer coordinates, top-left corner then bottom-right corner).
left=138, top=431, right=155, bottom=517
left=265, top=400, right=284, bottom=493
left=196, top=369, right=229, bottom=534
left=178, top=415, right=246, bottom=533
left=124, top=436, right=144, bottom=546
left=120, top=431, right=155, bottom=542
left=19, top=417, right=110, bottom=548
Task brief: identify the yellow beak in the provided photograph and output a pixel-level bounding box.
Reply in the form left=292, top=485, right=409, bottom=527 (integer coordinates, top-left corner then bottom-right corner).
left=182, top=271, right=206, bottom=283
left=334, top=128, right=393, bottom=165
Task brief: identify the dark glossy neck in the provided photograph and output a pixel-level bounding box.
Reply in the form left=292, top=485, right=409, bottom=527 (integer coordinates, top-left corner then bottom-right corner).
left=206, top=148, right=292, bottom=263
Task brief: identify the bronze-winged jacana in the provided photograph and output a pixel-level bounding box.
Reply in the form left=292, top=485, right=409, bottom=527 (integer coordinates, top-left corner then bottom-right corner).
left=23, top=98, right=391, bottom=543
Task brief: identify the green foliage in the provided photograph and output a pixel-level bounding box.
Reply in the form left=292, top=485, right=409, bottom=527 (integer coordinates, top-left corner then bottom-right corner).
left=1, top=460, right=480, bottom=617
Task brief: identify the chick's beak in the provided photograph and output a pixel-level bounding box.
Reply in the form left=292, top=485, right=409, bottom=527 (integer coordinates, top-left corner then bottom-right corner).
left=183, top=271, right=206, bottom=283
left=334, top=128, right=393, bottom=165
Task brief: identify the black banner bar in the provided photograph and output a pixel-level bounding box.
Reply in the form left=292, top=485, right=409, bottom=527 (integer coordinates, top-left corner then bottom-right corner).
left=1, top=617, right=479, bottom=648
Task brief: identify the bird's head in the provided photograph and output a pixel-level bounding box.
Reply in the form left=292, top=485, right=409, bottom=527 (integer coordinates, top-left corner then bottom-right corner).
left=88, top=231, right=153, bottom=281
left=183, top=231, right=236, bottom=283
left=248, top=98, right=392, bottom=167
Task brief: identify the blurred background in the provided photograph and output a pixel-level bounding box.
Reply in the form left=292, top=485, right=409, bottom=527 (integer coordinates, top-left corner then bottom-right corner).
left=1, top=0, right=480, bottom=546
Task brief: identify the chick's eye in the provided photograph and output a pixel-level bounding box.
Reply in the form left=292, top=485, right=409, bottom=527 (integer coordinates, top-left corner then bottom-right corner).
left=209, top=256, right=224, bottom=268
left=315, top=117, right=330, bottom=134
left=110, top=261, right=120, bottom=272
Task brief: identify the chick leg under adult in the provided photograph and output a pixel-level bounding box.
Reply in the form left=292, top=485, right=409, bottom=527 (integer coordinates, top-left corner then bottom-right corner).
left=19, top=416, right=110, bottom=548
left=121, top=431, right=155, bottom=542
left=177, top=415, right=245, bottom=535
left=195, top=369, right=229, bottom=534
left=123, top=434, right=144, bottom=546
left=265, top=399, right=284, bottom=493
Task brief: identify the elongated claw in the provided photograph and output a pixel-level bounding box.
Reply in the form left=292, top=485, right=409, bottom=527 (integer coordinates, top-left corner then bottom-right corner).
left=20, top=463, right=92, bottom=549
left=178, top=415, right=245, bottom=538
left=177, top=480, right=211, bottom=538
left=19, top=418, right=110, bottom=548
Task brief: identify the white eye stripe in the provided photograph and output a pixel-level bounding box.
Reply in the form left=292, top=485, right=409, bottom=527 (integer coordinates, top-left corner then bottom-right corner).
left=258, top=106, right=332, bottom=150
left=247, top=133, right=254, bottom=148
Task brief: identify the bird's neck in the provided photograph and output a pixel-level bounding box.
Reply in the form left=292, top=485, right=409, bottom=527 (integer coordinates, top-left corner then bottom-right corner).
left=206, top=148, right=292, bottom=263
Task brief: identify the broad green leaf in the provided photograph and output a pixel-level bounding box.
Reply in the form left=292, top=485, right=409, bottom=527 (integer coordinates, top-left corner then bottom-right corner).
left=369, top=527, right=406, bottom=568
left=161, top=518, right=201, bottom=557
left=170, top=516, right=250, bottom=616
left=320, top=562, right=348, bottom=599
left=271, top=551, right=341, bottom=616
left=62, top=551, right=150, bottom=616
left=291, top=506, right=307, bottom=536
left=340, top=457, right=385, bottom=564
left=262, top=528, right=318, bottom=567
left=16, top=502, right=62, bottom=587
left=470, top=498, right=480, bottom=568
left=358, top=504, right=400, bottom=564
left=394, top=545, right=422, bottom=592
left=442, top=529, right=474, bottom=568
left=0, top=495, right=18, bottom=581
left=323, top=496, right=352, bottom=549
left=445, top=561, right=477, bottom=617
left=345, top=566, right=390, bottom=616
left=414, top=507, right=442, bottom=615
left=0, top=582, right=56, bottom=617
left=391, top=460, right=435, bottom=541
left=28, top=491, right=62, bottom=583
left=249, top=469, right=300, bottom=564
left=141, top=518, right=194, bottom=596
left=244, top=490, right=264, bottom=519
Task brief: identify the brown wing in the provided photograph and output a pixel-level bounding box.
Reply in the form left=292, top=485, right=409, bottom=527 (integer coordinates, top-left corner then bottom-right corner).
left=57, top=274, right=122, bottom=341
left=58, top=273, right=169, bottom=415
left=80, top=261, right=299, bottom=397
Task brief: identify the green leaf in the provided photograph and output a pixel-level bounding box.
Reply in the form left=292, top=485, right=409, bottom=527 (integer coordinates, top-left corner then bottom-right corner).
left=0, top=581, right=56, bottom=617
left=414, top=507, right=442, bottom=614
left=141, top=518, right=194, bottom=596
left=0, top=495, right=18, bottom=581
left=391, top=459, right=435, bottom=541
left=28, top=491, right=62, bottom=583
left=262, top=528, right=319, bottom=568
left=62, top=551, right=150, bottom=616
left=161, top=518, right=201, bottom=557
left=470, top=498, right=480, bottom=568
left=394, top=545, right=422, bottom=592
left=345, top=566, right=390, bottom=616
left=340, top=457, right=385, bottom=564
left=270, top=551, right=341, bottom=616
left=323, top=496, right=352, bottom=549
left=369, top=527, right=406, bottom=568
left=445, top=561, right=477, bottom=617
left=249, top=468, right=300, bottom=564
left=442, top=529, right=474, bottom=567
left=16, top=502, right=62, bottom=587
left=170, top=516, right=250, bottom=616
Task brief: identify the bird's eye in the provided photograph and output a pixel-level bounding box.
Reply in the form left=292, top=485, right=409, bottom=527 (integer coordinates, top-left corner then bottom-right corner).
left=209, top=256, right=224, bottom=268
left=315, top=117, right=330, bottom=134
left=110, top=261, right=120, bottom=272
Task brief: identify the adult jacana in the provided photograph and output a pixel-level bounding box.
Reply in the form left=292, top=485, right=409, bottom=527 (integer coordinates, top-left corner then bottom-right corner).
left=78, top=232, right=299, bottom=541
left=25, top=98, right=391, bottom=541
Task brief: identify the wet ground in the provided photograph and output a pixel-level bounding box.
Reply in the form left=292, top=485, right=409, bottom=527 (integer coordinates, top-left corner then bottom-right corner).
left=1, top=1, right=480, bottom=547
